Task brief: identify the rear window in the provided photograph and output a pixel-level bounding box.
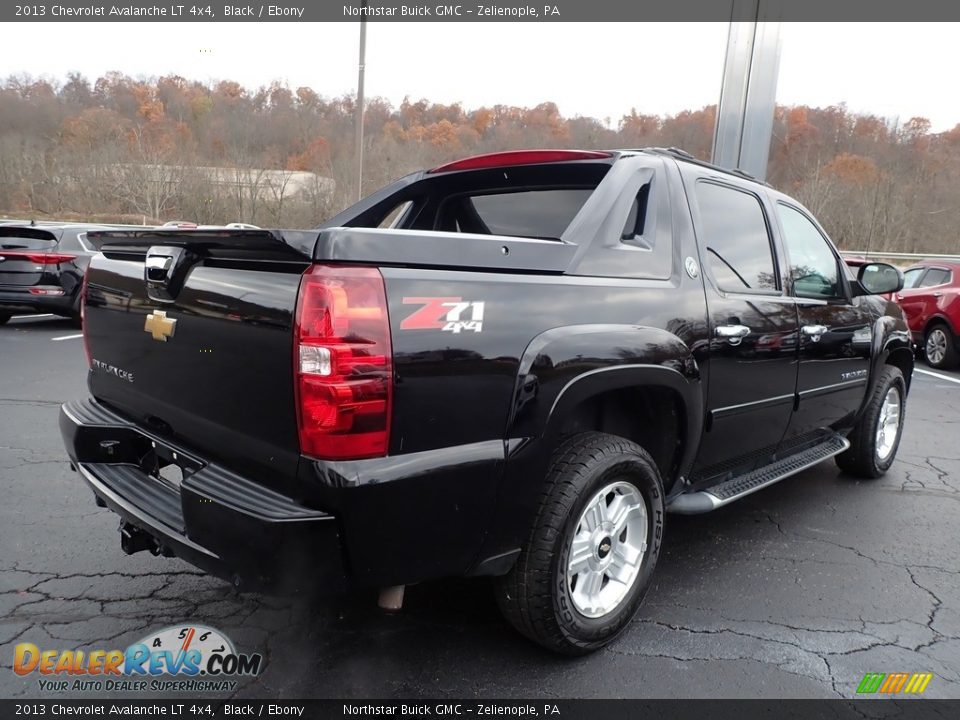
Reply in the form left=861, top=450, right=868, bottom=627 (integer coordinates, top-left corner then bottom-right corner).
left=331, top=160, right=612, bottom=238
left=442, top=189, right=593, bottom=240
left=0, top=229, right=58, bottom=250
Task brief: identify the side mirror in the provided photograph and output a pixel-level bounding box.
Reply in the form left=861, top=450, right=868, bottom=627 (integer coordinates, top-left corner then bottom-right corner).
left=856, top=262, right=903, bottom=296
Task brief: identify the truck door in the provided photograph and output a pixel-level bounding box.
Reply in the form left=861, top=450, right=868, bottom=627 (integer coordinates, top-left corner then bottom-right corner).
left=685, top=178, right=800, bottom=487
left=774, top=202, right=873, bottom=441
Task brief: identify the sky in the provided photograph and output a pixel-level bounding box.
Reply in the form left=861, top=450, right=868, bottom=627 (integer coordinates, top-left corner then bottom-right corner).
left=4, top=22, right=959, bottom=131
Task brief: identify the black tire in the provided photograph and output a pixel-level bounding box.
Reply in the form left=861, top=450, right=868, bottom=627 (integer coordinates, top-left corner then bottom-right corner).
left=835, top=366, right=906, bottom=478
left=0, top=313, right=11, bottom=325
left=923, top=322, right=959, bottom=370
left=495, top=432, right=664, bottom=655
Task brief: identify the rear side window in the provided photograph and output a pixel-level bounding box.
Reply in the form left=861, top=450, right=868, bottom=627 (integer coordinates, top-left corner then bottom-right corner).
left=56, top=232, right=87, bottom=253
left=377, top=201, right=414, bottom=229
left=695, top=182, right=778, bottom=293
left=440, top=189, right=593, bottom=240
left=620, top=184, right=651, bottom=247
left=0, top=229, right=58, bottom=250
left=919, top=268, right=951, bottom=287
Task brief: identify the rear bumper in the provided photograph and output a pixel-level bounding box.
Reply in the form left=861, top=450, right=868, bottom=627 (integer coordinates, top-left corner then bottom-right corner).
left=59, top=399, right=346, bottom=594
left=0, top=286, right=75, bottom=315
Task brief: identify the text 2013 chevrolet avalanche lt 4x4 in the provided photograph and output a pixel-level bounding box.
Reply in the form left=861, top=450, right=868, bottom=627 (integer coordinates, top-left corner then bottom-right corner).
left=60, top=148, right=913, bottom=654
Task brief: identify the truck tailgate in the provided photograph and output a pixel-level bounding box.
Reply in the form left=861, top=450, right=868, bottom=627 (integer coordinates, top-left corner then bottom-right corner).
left=83, top=230, right=313, bottom=492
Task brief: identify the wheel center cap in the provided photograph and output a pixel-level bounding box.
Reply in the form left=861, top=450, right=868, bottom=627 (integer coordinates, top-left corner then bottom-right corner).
left=597, top=536, right=613, bottom=559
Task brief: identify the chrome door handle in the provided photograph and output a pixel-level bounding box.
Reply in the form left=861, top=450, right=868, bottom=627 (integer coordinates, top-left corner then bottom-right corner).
left=715, top=325, right=751, bottom=346
left=933, top=292, right=943, bottom=298
left=802, top=325, right=829, bottom=342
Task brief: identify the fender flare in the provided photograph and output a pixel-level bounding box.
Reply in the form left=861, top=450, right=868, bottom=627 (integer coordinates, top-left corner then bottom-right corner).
left=505, top=323, right=704, bottom=483
left=544, top=363, right=703, bottom=478
left=869, top=315, right=914, bottom=394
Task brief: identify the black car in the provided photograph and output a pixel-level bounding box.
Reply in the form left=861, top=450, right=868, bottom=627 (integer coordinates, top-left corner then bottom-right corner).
left=0, top=223, right=127, bottom=326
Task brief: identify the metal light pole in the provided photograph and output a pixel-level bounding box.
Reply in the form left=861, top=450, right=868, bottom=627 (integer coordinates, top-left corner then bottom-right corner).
left=712, top=0, right=782, bottom=181
left=354, top=4, right=367, bottom=201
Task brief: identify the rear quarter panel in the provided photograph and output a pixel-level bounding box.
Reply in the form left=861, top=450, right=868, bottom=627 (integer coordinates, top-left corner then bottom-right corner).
left=379, top=229, right=709, bottom=573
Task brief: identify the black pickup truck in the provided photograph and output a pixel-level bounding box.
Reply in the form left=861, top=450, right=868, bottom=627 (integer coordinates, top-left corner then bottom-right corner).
left=60, top=148, right=912, bottom=654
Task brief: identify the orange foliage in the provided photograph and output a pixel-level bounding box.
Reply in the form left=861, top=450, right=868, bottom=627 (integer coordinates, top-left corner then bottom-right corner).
left=823, top=153, right=883, bottom=186
left=286, top=137, right=330, bottom=171
left=428, top=120, right=458, bottom=148
left=61, top=108, right=127, bottom=149
left=472, top=108, right=493, bottom=136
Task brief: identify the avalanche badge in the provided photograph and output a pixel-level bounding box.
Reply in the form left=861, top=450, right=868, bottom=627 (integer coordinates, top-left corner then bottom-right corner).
left=144, top=310, right=177, bottom=342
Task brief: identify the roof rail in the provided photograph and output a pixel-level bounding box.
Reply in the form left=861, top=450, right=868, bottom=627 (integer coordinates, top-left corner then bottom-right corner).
left=641, top=147, right=771, bottom=187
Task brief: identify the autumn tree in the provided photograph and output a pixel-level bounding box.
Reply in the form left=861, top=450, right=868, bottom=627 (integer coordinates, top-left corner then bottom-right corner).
left=0, top=72, right=957, bottom=250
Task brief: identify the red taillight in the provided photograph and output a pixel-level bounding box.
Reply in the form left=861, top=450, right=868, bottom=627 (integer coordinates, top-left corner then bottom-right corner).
left=81, top=267, right=91, bottom=368
left=428, top=149, right=613, bottom=174
left=0, top=251, right=77, bottom=264
left=293, top=265, right=393, bottom=460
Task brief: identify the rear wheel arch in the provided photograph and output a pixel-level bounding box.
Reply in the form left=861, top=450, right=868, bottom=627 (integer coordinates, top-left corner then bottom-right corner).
left=924, top=314, right=959, bottom=338
left=543, top=367, right=701, bottom=494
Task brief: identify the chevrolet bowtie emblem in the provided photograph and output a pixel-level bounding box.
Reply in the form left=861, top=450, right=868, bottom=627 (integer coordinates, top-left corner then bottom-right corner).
left=144, top=310, right=177, bottom=342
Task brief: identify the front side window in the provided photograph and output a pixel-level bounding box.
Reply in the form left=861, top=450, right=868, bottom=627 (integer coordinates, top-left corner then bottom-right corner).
left=919, top=268, right=951, bottom=288
left=902, top=267, right=924, bottom=289
left=695, top=182, right=777, bottom=292
left=777, top=204, right=842, bottom=300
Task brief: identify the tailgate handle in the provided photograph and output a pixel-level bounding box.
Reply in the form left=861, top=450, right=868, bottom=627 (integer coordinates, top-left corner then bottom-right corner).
left=146, top=255, right=173, bottom=282
left=145, top=246, right=198, bottom=303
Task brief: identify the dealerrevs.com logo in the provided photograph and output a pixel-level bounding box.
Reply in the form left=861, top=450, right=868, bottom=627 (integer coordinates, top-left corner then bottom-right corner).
left=856, top=672, right=933, bottom=695
left=14, top=624, right=263, bottom=693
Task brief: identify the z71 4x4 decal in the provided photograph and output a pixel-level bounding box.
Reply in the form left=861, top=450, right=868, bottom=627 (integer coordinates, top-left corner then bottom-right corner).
left=401, top=297, right=485, bottom=334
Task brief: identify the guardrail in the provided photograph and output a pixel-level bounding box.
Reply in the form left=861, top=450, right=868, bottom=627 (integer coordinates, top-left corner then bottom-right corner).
left=841, top=251, right=960, bottom=262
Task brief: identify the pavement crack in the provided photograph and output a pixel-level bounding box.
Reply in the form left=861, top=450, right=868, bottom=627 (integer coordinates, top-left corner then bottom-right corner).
left=905, top=567, right=945, bottom=651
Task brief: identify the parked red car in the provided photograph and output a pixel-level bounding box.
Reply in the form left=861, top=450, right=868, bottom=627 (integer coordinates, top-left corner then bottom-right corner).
left=895, top=261, right=960, bottom=369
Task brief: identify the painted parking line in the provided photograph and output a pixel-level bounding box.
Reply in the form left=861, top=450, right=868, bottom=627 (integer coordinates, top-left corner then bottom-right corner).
left=50, top=333, right=84, bottom=342
left=11, top=313, right=56, bottom=320
left=915, top=368, right=960, bottom=386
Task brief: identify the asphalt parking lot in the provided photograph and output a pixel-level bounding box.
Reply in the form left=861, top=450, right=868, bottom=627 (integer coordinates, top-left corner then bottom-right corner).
left=1, top=313, right=959, bottom=700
